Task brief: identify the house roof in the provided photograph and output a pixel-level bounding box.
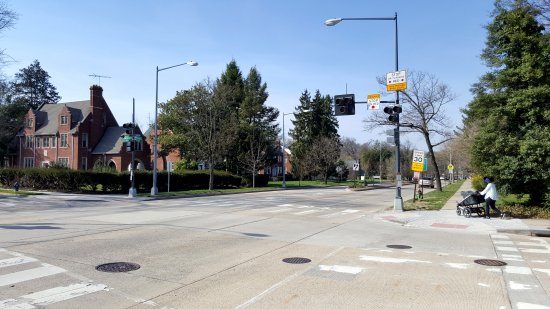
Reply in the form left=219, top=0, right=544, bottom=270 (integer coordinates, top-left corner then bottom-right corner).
left=34, top=101, right=90, bottom=135
left=92, top=126, right=125, bottom=154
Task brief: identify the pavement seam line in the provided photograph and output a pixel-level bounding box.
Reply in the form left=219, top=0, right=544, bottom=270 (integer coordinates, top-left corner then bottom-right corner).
left=125, top=215, right=364, bottom=309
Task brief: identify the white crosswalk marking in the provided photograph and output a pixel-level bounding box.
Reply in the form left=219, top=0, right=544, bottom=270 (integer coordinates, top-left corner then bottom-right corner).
left=21, top=283, right=108, bottom=306
left=0, top=256, right=37, bottom=269
left=0, top=263, right=66, bottom=287
left=0, top=249, right=110, bottom=307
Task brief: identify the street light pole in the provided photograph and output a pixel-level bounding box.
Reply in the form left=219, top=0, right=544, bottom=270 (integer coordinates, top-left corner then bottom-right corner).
left=151, top=60, right=198, bottom=196
left=325, top=12, right=403, bottom=211
left=281, top=112, right=292, bottom=188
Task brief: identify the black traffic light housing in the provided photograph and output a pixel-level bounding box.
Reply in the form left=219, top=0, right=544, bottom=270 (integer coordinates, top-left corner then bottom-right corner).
left=126, top=141, right=134, bottom=152
left=383, top=105, right=402, bottom=123
left=123, top=122, right=135, bottom=135
left=334, top=94, right=355, bottom=116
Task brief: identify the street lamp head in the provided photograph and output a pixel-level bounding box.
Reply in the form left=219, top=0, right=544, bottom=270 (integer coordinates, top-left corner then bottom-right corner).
left=324, top=18, right=342, bottom=26
left=186, top=61, right=199, bottom=66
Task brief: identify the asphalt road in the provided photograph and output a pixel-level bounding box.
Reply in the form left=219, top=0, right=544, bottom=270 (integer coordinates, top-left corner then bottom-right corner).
left=0, top=185, right=548, bottom=308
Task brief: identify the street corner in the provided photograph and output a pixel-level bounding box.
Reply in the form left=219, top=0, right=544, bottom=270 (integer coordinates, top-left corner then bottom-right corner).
left=376, top=211, right=425, bottom=226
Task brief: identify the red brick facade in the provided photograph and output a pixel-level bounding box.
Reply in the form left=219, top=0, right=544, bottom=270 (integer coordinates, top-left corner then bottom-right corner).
left=13, top=85, right=151, bottom=172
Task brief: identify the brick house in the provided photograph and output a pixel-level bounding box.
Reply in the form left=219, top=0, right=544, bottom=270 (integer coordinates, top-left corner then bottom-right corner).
left=10, top=85, right=150, bottom=172
left=260, top=142, right=292, bottom=178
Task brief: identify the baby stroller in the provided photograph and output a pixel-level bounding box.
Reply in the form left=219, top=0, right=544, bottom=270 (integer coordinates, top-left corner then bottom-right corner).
left=456, top=191, right=485, bottom=218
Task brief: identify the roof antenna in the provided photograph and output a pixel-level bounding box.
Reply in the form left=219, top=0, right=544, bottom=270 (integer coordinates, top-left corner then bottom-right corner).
left=88, top=74, right=111, bottom=86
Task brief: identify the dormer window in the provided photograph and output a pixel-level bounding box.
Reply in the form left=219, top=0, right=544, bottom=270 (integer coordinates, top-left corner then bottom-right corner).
left=26, top=118, right=34, bottom=127
left=60, top=115, right=68, bottom=125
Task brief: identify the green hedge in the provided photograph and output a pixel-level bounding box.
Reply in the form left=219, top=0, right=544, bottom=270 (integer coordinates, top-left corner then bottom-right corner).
left=0, top=168, right=243, bottom=193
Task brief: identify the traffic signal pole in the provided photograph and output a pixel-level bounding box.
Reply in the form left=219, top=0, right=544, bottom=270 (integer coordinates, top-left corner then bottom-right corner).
left=394, top=13, right=403, bottom=211
left=129, top=98, right=137, bottom=198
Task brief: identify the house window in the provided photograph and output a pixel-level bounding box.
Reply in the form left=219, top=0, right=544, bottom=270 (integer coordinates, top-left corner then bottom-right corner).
left=41, top=161, right=50, bottom=168
left=26, top=118, right=34, bottom=127
left=43, top=136, right=50, bottom=148
left=266, top=166, right=272, bottom=175
left=81, top=133, right=88, bottom=148
left=57, top=157, right=69, bottom=167
left=23, top=157, right=34, bottom=168
left=81, top=157, right=88, bottom=170
left=60, top=115, right=68, bottom=125
left=60, top=134, right=68, bottom=147
left=35, top=137, right=41, bottom=148
left=25, top=136, right=34, bottom=148
left=51, top=136, right=57, bottom=148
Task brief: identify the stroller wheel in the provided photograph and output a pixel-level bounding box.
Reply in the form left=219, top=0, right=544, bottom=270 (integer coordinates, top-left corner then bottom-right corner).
left=456, top=207, right=462, bottom=216
left=464, top=208, right=472, bottom=218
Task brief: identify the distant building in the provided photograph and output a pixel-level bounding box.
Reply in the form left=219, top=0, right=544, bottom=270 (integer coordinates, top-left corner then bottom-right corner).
left=261, top=142, right=292, bottom=177
left=7, top=85, right=150, bottom=172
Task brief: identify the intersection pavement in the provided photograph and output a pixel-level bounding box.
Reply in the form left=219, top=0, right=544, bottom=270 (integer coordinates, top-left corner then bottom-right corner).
left=0, top=183, right=549, bottom=309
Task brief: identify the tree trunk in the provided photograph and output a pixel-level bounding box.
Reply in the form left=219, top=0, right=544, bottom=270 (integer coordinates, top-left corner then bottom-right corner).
left=424, top=132, right=443, bottom=191
left=252, top=163, right=256, bottom=188
left=208, top=159, right=214, bottom=190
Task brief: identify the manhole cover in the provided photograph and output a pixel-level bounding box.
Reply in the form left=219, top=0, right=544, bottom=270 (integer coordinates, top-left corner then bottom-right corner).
left=474, top=259, right=507, bottom=266
left=282, top=257, right=311, bottom=264
left=387, top=245, right=412, bottom=249
left=96, top=262, right=140, bottom=272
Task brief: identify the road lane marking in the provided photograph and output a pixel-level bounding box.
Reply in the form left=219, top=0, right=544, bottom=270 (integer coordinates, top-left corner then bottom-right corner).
left=359, top=256, right=431, bottom=264
left=445, top=263, right=469, bottom=269
left=318, top=265, right=363, bottom=274
left=0, top=263, right=66, bottom=287
left=509, top=281, right=537, bottom=290
left=294, top=210, right=319, bottom=215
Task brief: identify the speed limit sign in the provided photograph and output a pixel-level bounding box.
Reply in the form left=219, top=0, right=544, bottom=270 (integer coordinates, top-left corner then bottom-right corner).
left=411, top=150, right=425, bottom=172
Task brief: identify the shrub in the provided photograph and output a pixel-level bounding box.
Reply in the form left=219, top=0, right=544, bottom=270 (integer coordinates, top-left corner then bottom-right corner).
left=0, top=168, right=242, bottom=193
left=472, top=175, right=485, bottom=191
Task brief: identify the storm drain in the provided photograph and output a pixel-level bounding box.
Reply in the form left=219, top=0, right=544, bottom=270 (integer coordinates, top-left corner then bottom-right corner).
left=96, top=262, right=140, bottom=272
left=282, top=257, right=311, bottom=264
left=474, top=259, right=507, bottom=267
left=386, top=245, right=412, bottom=249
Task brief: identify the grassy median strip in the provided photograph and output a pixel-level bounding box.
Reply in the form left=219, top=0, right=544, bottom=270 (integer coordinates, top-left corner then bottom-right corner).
left=404, top=180, right=465, bottom=211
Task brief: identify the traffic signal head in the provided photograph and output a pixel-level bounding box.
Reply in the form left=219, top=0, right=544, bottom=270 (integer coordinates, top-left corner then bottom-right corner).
left=334, top=94, right=355, bottom=116
left=383, top=105, right=402, bottom=123
left=123, top=123, right=135, bottom=135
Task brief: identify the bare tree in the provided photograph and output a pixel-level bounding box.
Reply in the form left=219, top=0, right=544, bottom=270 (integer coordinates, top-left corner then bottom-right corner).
left=0, top=1, right=17, bottom=66
left=187, top=80, right=238, bottom=190
left=308, top=136, right=341, bottom=184
left=340, top=137, right=361, bottom=160
left=365, top=71, right=455, bottom=191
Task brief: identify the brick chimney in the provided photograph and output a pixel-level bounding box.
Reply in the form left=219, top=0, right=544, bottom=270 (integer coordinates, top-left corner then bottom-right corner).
left=90, top=85, right=103, bottom=108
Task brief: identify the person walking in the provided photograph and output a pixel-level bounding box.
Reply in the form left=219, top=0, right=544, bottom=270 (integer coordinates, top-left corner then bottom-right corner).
left=480, top=177, right=501, bottom=219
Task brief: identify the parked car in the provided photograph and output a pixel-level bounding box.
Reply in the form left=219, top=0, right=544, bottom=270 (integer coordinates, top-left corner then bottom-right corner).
left=421, top=177, right=434, bottom=188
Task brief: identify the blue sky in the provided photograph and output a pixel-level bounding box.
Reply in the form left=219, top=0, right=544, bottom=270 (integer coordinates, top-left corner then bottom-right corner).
left=2, top=1, right=495, bottom=150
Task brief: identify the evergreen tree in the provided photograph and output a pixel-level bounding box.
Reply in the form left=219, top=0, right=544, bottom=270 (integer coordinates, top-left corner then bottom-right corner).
left=10, top=60, right=61, bottom=109
left=290, top=89, right=340, bottom=180
left=463, top=0, right=550, bottom=205
left=218, top=60, right=245, bottom=173
left=238, top=67, right=279, bottom=186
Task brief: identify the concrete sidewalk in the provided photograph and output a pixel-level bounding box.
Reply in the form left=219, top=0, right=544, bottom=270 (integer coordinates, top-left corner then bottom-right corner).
left=377, top=179, right=550, bottom=236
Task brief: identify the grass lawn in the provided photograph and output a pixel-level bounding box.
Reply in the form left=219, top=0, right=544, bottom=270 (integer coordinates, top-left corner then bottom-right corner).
left=0, top=188, right=43, bottom=196
left=404, top=180, right=465, bottom=211
left=498, top=194, right=550, bottom=219
left=145, top=180, right=349, bottom=197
